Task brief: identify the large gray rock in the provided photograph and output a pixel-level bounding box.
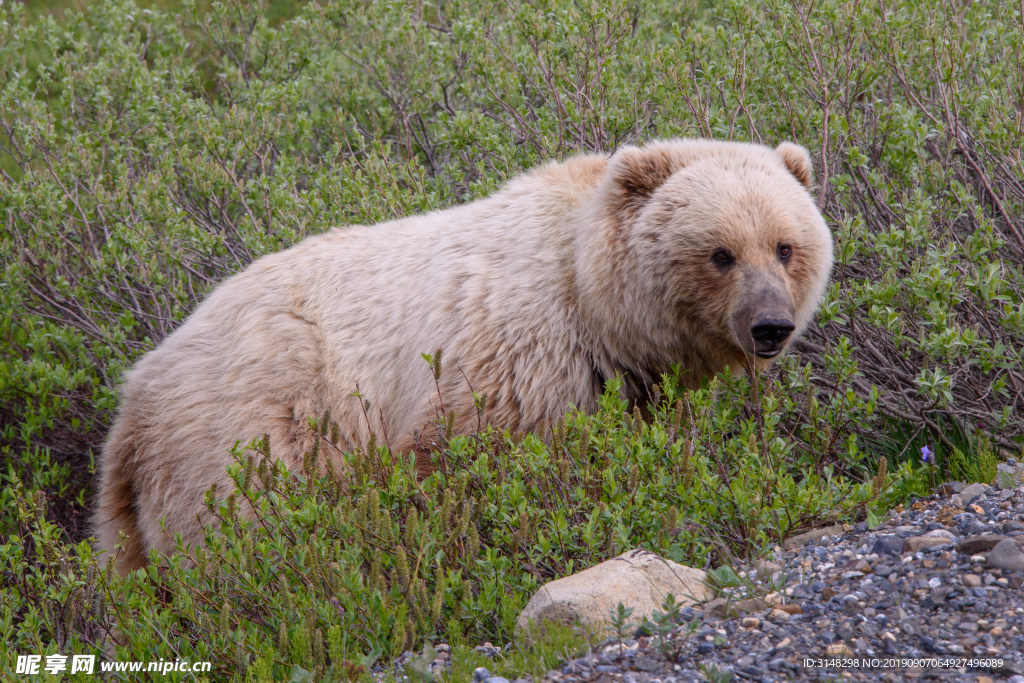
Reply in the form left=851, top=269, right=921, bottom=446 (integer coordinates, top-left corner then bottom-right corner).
left=988, top=538, right=1024, bottom=572
left=904, top=536, right=951, bottom=553
left=781, top=524, right=848, bottom=551
left=514, top=549, right=715, bottom=642
left=960, top=482, right=987, bottom=504
left=960, top=534, right=1009, bottom=555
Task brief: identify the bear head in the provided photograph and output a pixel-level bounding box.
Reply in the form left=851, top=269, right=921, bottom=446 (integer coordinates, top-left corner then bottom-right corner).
left=583, top=139, right=833, bottom=381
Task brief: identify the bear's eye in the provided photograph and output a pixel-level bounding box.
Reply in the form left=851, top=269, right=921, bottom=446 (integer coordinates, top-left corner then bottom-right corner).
left=778, top=244, right=793, bottom=261
left=712, top=249, right=734, bottom=267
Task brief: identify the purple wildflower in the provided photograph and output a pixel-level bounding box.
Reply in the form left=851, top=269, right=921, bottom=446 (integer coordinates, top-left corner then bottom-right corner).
left=920, top=445, right=933, bottom=463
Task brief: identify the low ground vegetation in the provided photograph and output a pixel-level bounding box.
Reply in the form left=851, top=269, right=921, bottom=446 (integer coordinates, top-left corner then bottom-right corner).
left=1, top=0, right=1023, bottom=679
left=2, top=373, right=909, bottom=681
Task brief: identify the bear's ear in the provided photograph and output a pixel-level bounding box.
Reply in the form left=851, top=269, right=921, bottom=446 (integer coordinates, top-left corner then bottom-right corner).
left=775, top=142, right=813, bottom=189
left=607, top=145, right=682, bottom=220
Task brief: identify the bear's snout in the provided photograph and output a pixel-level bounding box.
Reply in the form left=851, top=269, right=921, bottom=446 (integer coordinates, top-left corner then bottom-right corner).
left=730, top=275, right=797, bottom=359
left=749, top=317, right=796, bottom=358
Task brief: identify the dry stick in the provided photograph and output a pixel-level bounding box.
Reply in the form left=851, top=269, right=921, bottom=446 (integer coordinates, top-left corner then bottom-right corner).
left=481, top=28, right=552, bottom=140
left=793, top=1, right=833, bottom=210
left=352, top=383, right=394, bottom=483
left=376, top=407, right=394, bottom=456
left=918, top=410, right=957, bottom=455
left=860, top=338, right=916, bottom=384
left=176, top=202, right=248, bottom=266
left=38, top=147, right=95, bottom=246
left=951, top=127, right=1024, bottom=253
left=684, top=46, right=714, bottom=139
left=735, top=38, right=763, bottom=145
left=22, top=281, right=108, bottom=343
left=454, top=361, right=486, bottom=434
left=339, top=122, right=405, bottom=221
left=524, top=35, right=571, bottom=151
left=476, top=81, right=545, bottom=157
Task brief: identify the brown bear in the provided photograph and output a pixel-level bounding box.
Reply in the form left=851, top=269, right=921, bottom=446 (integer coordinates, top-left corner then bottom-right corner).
left=93, top=139, right=833, bottom=572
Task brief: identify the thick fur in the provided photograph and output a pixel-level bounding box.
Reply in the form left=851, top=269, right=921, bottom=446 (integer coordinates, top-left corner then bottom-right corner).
left=94, top=139, right=833, bottom=572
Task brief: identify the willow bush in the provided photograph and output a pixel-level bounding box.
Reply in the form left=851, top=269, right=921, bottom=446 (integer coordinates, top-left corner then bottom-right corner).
left=1, top=0, right=1023, bottom=678
left=1, top=372, right=910, bottom=681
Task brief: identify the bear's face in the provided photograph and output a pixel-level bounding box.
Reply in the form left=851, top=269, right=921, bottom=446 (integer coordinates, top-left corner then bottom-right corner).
left=606, top=140, right=833, bottom=372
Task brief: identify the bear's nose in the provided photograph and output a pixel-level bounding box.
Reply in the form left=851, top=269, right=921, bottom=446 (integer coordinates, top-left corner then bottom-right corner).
left=750, top=318, right=795, bottom=354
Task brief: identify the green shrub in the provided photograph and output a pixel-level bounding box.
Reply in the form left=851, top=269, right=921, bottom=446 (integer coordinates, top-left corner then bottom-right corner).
left=1, top=371, right=910, bottom=680
left=945, top=438, right=999, bottom=486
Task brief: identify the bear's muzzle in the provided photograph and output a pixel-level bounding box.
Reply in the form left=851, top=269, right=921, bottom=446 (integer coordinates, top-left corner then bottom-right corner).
left=749, top=316, right=796, bottom=358
left=731, top=273, right=797, bottom=359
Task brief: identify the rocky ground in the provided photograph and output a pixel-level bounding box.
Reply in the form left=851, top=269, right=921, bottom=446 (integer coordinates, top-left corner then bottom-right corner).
left=394, top=477, right=1024, bottom=683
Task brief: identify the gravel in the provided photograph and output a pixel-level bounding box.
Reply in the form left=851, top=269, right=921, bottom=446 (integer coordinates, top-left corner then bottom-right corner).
left=389, top=479, right=1024, bottom=682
